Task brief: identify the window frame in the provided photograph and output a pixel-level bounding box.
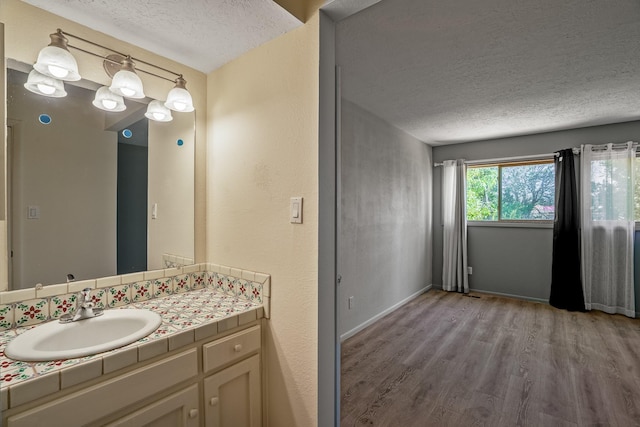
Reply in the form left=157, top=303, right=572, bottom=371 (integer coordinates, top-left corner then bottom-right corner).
left=466, top=159, right=556, bottom=224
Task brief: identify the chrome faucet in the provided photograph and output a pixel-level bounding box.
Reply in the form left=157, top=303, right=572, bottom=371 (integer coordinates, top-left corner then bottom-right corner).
left=59, top=288, right=104, bottom=323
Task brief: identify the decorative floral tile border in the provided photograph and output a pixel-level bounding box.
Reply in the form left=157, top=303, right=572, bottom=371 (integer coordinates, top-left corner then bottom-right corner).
left=49, top=294, right=77, bottom=320
left=0, top=262, right=271, bottom=331
left=172, top=274, right=191, bottom=294
left=15, top=299, right=48, bottom=327
left=191, top=272, right=205, bottom=290
left=153, top=277, right=173, bottom=299
left=132, top=281, right=153, bottom=302
left=0, top=305, right=14, bottom=330
left=107, top=284, right=131, bottom=308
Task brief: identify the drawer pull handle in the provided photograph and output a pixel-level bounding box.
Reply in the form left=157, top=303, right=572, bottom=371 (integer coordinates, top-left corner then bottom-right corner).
left=189, top=409, right=199, bottom=418
left=234, top=344, right=243, bottom=352
left=210, top=397, right=219, bottom=406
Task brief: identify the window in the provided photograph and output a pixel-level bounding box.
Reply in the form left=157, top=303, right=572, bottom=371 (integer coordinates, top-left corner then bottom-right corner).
left=466, top=160, right=555, bottom=221
left=589, top=157, right=634, bottom=221
left=587, top=153, right=640, bottom=221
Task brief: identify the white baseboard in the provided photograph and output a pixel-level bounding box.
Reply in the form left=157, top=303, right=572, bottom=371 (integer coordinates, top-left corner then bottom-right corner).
left=469, top=289, right=549, bottom=304
left=431, top=283, right=548, bottom=303
left=340, top=285, right=432, bottom=342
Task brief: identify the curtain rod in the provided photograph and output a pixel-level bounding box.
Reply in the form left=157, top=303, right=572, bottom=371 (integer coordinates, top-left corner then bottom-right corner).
left=433, top=141, right=638, bottom=167
left=433, top=153, right=555, bottom=167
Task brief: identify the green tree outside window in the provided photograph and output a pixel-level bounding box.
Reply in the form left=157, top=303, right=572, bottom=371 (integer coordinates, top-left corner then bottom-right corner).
left=466, top=161, right=555, bottom=221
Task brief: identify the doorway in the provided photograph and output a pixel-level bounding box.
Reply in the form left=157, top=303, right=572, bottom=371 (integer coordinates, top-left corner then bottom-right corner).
left=116, top=118, right=148, bottom=275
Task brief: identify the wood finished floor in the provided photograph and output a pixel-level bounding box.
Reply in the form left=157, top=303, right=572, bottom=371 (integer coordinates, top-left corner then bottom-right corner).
left=341, top=290, right=640, bottom=427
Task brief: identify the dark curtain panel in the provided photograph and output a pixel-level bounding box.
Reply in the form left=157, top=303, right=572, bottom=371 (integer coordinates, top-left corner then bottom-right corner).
left=549, top=149, right=585, bottom=311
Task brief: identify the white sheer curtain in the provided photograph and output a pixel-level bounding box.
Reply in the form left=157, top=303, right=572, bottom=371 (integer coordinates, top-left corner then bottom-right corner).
left=442, top=159, right=468, bottom=293
left=580, top=142, right=635, bottom=317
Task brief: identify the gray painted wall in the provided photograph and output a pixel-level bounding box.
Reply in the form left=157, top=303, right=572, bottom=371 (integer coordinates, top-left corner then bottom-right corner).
left=432, top=120, right=640, bottom=304
left=339, top=99, right=432, bottom=337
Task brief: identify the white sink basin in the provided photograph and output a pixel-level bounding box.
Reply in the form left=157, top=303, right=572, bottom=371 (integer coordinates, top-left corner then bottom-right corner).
left=5, top=309, right=162, bottom=362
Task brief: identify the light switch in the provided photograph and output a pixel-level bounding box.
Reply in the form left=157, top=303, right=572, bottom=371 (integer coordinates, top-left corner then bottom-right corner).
left=290, top=197, right=303, bottom=224
left=152, top=203, right=158, bottom=219
left=27, top=205, right=40, bottom=219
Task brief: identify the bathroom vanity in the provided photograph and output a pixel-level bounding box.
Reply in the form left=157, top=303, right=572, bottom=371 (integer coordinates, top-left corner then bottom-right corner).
left=0, top=265, right=271, bottom=427
left=5, top=322, right=262, bottom=427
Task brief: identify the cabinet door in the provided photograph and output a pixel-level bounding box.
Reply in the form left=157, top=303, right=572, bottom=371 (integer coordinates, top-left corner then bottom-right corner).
left=106, top=384, right=200, bottom=427
left=204, top=354, right=261, bottom=427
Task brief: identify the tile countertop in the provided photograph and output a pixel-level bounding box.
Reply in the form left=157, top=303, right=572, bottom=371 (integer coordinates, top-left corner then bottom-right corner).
left=0, top=288, right=263, bottom=410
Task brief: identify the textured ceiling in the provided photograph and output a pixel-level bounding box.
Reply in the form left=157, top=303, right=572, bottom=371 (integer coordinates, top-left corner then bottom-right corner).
left=337, top=0, right=640, bottom=145
left=21, top=0, right=302, bottom=73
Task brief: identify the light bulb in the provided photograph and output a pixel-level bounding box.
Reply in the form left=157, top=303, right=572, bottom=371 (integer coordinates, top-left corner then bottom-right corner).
left=119, top=87, right=136, bottom=97
left=145, top=100, right=172, bottom=122
left=25, top=69, right=66, bottom=97
left=33, top=31, right=80, bottom=81
left=101, top=99, right=117, bottom=110
left=164, top=76, right=194, bottom=112
left=93, top=86, right=126, bottom=112
left=37, top=83, right=56, bottom=95
left=48, top=65, right=69, bottom=79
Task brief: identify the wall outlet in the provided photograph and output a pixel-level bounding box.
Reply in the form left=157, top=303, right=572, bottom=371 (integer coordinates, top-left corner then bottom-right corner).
left=467, top=266, right=473, bottom=275
left=348, top=296, right=354, bottom=310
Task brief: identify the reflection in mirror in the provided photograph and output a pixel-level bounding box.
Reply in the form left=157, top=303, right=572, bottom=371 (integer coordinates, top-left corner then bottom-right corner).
left=6, top=61, right=194, bottom=290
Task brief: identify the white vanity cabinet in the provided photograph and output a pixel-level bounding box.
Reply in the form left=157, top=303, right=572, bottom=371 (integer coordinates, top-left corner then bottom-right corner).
left=4, top=322, right=262, bottom=427
left=202, top=326, right=262, bottom=427
left=204, top=355, right=261, bottom=427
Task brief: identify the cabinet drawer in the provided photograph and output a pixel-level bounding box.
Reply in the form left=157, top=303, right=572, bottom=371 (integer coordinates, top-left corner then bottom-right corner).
left=8, top=349, right=198, bottom=427
left=203, top=325, right=260, bottom=373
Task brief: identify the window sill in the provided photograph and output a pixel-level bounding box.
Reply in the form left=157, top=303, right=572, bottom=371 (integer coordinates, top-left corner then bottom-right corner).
left=465, top=222, right=640, bottom=230
left=467, top=221, right=553, bottom=229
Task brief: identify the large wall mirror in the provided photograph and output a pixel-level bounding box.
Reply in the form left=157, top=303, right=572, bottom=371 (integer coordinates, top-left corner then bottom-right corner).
left=5, top=59, right=195, bottom=290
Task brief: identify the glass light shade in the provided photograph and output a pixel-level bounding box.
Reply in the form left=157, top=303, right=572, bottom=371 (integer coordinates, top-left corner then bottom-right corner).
left=145, top=100, right=173, bottom=122
left=109, top=56, right=145, bottom=99
left=33, top=31, right=80, bottom=81
left=24, top=69, right=67, bottom=98
left=92, top=86, right=126, bottom=112
left=164, top=76, right=194, bottom=112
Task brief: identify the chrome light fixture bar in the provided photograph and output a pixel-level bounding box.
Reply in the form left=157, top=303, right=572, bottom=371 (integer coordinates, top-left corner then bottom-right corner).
left=30, top=29, right=194, bottom=119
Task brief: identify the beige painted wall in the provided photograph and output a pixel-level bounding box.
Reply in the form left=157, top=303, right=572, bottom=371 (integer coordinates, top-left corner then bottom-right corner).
left=207, top=13, right=320, bottom=427
left=148, top=112, right=195, bottom=269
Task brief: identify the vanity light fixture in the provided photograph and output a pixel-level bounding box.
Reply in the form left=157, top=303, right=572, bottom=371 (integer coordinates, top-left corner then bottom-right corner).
left=165, top=76, right=194, bottom=112
left=109, top=56, right=145, bottom=99
left=92, top=86, right=126, bottom=112
left=145, top=100, right=173, bottom=122
left=24, top=69, right=67, bottom=97
left=29, top=29, right=195, bottom=121
left=33, top=29, right=81, bottom=81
